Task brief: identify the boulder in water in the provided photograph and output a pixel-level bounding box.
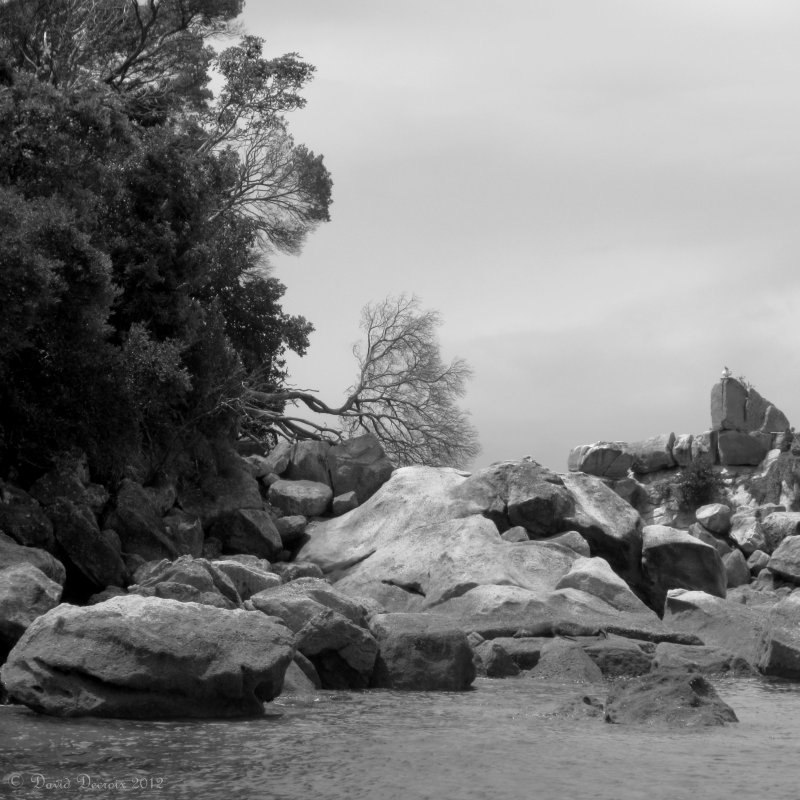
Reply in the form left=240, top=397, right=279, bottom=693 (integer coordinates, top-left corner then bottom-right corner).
left=1, top=594, right=294, bottom=718
left=369, top=612, right=475, bottom=690
left=651, top=642, right=755, bottom=675
left=294, top=607, right=378, bottom=689
left=582, top=636, right=653, bottom=677
left=472, top=639, right=520, bottom=678
left=527, top=638, right=604, bottom=683
left=604, top=670, right=738, bottom=726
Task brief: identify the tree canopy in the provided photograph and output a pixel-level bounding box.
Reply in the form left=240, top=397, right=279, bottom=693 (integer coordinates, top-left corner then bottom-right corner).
left=0, top=1, right=479, bottom=480
left=0, top=0, right=331, bottom=482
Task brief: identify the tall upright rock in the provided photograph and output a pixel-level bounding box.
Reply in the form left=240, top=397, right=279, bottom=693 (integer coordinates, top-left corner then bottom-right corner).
left=711, top=377, right=790, bottom=436
left=710, top=376, right=790, bottom=467
left=710, top=377, right=748, bottom=432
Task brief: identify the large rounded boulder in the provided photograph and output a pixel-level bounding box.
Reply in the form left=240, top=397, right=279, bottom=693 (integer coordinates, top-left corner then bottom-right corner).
left=1, top=595, right=294, bottom=718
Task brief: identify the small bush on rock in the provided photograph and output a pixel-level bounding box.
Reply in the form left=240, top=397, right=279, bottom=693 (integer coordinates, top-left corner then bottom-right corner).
left=674, top=462, right=722, bottom=510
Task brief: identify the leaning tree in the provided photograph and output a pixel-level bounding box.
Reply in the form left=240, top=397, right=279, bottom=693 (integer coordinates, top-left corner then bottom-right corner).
left=234, top=295, right=481, bottom=469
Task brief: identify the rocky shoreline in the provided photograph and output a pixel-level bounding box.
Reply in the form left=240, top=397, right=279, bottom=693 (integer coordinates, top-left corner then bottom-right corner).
left=2, top=376, right=800, bottom=726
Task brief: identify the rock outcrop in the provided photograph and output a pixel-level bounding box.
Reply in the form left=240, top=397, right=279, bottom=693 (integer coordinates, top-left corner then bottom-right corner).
left=569, top=376, right=791, bottom=480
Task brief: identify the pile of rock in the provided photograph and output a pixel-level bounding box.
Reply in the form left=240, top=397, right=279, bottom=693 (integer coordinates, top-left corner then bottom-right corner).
left=569, top=377, right=792, bottom=479
left=246, top=434, right=394, bottom=517
left=4, top=379, right=800, bottom=725
left=0, top=434, right=394, bottom=603
left=0, top=570, right=477, bottom=717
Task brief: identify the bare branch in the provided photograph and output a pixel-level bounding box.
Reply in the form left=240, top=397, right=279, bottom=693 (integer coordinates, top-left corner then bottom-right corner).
left=232, top=295, right=481, bottom=468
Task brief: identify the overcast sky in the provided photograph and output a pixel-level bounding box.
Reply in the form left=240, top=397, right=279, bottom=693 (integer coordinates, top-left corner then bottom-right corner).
left=240, top=0, right=800, bottom=472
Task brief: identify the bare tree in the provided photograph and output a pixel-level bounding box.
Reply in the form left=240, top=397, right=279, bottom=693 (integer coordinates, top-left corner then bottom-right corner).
left=235, top=295, right=481, bottom=469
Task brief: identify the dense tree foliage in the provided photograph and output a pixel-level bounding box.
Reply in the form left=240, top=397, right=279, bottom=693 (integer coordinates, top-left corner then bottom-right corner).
left=0, top=0, right=330, bottom=482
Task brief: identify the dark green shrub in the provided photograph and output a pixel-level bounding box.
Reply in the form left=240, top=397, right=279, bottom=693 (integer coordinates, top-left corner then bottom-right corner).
left=674, top=461, right=722, bottom=510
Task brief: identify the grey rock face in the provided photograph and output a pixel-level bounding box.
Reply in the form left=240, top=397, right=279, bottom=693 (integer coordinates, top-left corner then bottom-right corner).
left=695, top=503, right=732, bottom=535
left=562, top=472, right=644, bottom=591
left=369, top=612, right=475, bottom=690
left=130, top=555, right=242, bottom=609
left=104, top=479, right=177, bottom=562
left=711, top=378, right=748, bottom=432
left=473, top=639, right=520, bottom=677
left=651, top=642, right=754, bottom=675
left=49, top=498, right=127, bottom=590
left=0, top=488, right=55, bottom=552
left=0, top=564, right=62, bottom=654
left=208, top=508, right=282, bottom=560
left=605, top=671, right=738, bottom=726
left=163, top=509, right=204, bottom=558
left=327, top=433, right=394, bottom=504
left=729, top=512, right=767, bottom=556
left=767, top=536, right=800, bottom=584
left=723, top=549, right=751, bottom=588
left=528, top=638, right=603, bottom=683
left=582, top=637, right=652, bottom=677
left=642, top=525, right=726, bottom=611
left=332, top=491, right=359, bottom=516
left=1, top=595, right=295, bottom=718
left=275, top=515, right=308, bottom=546
left=268, top=480, right=333, bottom=517
left=295, top=607, right=378, bottom=689
left=0, top=532, right=65, bottom=585
left=568, top=442, right=634, bottom=479
left=285, top=440, right=332, bottom=486
left=213, top=559, right=282, bottom=600
left=761, top=512, right=800, bottom=552
left=717, top=431, right=770, bottom=467
left=628, top=433, right=676, bottom=474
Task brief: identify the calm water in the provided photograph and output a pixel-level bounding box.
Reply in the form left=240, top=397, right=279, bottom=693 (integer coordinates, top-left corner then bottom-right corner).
left=2, top=677, right=800, bottom=800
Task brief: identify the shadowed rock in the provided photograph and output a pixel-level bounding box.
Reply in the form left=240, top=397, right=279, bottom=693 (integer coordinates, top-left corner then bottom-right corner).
left=369, top=612, right=475, bottom=690
left=605, top=671, right=738, bottom=726
left=0, top=564, right=62, bottom=656
left=642, top=525, right=726, bottom=611
left=0, top=532, right=65, bottom=585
